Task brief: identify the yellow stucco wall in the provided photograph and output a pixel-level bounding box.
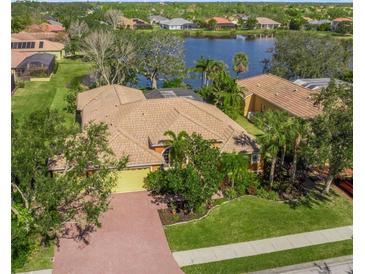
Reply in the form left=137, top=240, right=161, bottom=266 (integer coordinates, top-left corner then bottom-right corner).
left=243, top=94, right=283, bottom=117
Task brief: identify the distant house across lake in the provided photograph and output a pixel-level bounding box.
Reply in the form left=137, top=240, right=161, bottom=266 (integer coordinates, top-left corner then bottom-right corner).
left=210, top=17, right=236, bottom=30
left=160, top=18, right=196, bottom=30
left=256, top=17, right=281, bottom=29
left=331, top=17, right=352, bottom=31
left=150, top=15, right=169, bottom=24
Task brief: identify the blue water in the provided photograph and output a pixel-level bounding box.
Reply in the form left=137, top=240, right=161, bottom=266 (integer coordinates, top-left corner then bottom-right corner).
left=138, top=36, right=275, bottom=89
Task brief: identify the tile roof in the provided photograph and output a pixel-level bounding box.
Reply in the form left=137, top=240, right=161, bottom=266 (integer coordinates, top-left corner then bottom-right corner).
left=333, top=17, right=352, bottom=22
left=256, top=17, right=281, bottom=25
left=11, top=51, right=35, bottom=68
left=237, top=74, right=322, bottom=119
left=12, top=32, right=59, bottom=41
left=212, top=17, right=234, bottom=24
left=160, top=18, right=193, bottom=26
left=26, top=23, right=65, bottom=32
left=73, top=85, right=258, bottom=168
left=11, top=39, right=64, bottom=52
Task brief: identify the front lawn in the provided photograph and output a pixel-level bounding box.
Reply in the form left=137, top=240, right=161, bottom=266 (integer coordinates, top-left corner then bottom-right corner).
left=12, top=58, right=91, bottom=126
left=165, top=193, right=352, bottom=251
left=182, top=240, right=353, bottom=274
left=15, top=244, right=54, bottom=273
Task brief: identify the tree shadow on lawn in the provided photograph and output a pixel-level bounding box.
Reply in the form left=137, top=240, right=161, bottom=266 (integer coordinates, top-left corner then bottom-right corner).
left=285, top=178, right=337, bottom=209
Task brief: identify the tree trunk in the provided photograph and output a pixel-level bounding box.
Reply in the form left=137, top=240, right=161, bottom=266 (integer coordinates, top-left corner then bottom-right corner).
left=203, top=72, right=208, bottom=87
left=324, top=173, right=335, bottom=194
left=280, top=144, right=286, bottom=166
left=291, top=135, right=301, bottom=183
left=151, top=77, right=157, bottom=90
left=269, top=155, right=277, bottom=190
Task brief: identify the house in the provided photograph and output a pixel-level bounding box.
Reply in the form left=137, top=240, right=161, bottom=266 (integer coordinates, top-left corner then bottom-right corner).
left=26, top=23, right=65, bottom=33
left=331, top=18, right=352, bottom=31
left=11, top=31, right=63, bottom=42
left=237, top=74, right=322, bottom=119
left=150, top=15, right=169, bottom=24
left=49, top=85, right=259, bottom=175
left=47, top=19, right=63, bottom=26
left=132, top=18, right=152, bottom=29
left=11, top=38, right=65, bottom=59
left=12, top=53, right=55, bottom=80
left=160, top=18, right=196, bottom=30
left=144, top=88, right=203, bottom=102
left=308, top=19, right=331, bottom=26
left=118, top=16, right=134, bottom=29
left=256, top=17, right=281, bottom=29
left=293, top=78, right=347, bottom=90
left=11, top=51, right=35, bottom=81
left=210, top=17, right=236, bottom=29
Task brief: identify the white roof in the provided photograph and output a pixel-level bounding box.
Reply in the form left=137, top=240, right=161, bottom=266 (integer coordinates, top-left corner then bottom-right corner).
left=160, top=18, right=193, bottom=26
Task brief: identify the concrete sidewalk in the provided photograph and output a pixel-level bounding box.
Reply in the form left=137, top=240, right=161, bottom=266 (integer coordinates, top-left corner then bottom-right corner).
left=173, top=226, right=352, bottom=267
left=249, top=255, right=352, bottom=274
left=17, top=269, right=52, bottom=274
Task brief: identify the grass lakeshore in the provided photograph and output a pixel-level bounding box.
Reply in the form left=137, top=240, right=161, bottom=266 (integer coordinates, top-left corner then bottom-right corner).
left=182, top=240, right=353, bottom=274
left=165, top=193, right=352, bottom=251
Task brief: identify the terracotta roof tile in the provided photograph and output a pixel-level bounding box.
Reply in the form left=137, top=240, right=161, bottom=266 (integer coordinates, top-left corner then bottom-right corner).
left=237, top=74, right=322, bottom=119
left=75, top=85, right=258, bottom=168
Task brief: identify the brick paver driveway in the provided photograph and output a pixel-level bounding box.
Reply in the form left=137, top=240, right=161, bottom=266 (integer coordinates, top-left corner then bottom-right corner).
left=53, top=191, right=182, bottom=274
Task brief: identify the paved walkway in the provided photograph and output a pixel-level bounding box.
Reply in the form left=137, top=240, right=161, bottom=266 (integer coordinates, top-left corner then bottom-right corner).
left=54, top=192, right=182, bottom=274
left=173, top=226, right=353, bottom=267
left=249, top=255, right=353, bottom=274
left=17, top=270, right=52, bottom=274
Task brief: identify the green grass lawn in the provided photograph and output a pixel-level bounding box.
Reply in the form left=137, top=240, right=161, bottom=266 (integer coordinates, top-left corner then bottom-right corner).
left=165, top=194, right=352, bottom=251
left=182, top=240, right=353, bottom=274
left=15, top=244, right=54, bottom=273
left=12, top=58, right=91, bottom=126
left=235, top=115, right=263, bottom=137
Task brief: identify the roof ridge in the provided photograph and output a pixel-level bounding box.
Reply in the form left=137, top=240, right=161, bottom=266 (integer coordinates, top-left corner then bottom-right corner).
left=113, top=85, right=124, bottom=106
left=114, top=127, right=163, bottom=162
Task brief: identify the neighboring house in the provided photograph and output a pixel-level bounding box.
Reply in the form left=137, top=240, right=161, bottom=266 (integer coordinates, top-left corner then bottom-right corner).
left=293, top=78, right=347, bottom=90
left=160, top=18, right=196, bottom=30
left=49, top=85, right=259, bottom=173
left=256, top=17, right=281, bottom=29
left=132, top=18, right=152, bottom=29
left=11, top=51, right=34, bottom=80
left=210, top=17, right=236, bottom=29
left=13, top=53, right=55, bottom=79
left=118, top=16, right=134, bottom=29
left=150, top=15, right=169, bottom=24
left=331, top=17, right=352, bottom=31
left=237, top=74, right=322, bottom=119
left=11, top=38, right=65, bottom=59
left=47, top=19, right=63, bottom=26
left=144, top=88, right=203, bottom=102
left=308, top=19, right=331, bottom=26
left=11, top=31, right=62, bottom=42
left=26, top=23, right=65, bottom=33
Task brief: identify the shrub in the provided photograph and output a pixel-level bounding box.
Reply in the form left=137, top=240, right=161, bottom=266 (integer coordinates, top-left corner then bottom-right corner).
left=257, top=188, right=280, bottom=200
left=223, top=187, right=237, bottom=200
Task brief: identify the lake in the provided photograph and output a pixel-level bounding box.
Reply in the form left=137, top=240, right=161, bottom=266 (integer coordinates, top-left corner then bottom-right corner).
left=138, top=35, right=276, bottom=89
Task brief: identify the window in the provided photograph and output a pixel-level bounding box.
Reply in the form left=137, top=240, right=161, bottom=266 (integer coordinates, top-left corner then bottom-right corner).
left=162, top=147, right=171, bottom=165
left=251, top=153, right=260, bottom=164
left=39, top=41, right=44, bottom=48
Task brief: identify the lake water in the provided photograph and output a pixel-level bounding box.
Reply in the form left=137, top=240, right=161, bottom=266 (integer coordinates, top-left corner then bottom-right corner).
left=138, top=35, right=276, bottom=89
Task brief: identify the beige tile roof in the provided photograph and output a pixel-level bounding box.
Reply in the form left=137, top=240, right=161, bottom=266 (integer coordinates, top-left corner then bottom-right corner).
left=75, top=85, right=259, bottom=168
left=12, top=32, right=59, bottom=41
left=11, top=39, right=64, bottom=52
left=11, top=51, right=35, bottom=68
left=237, top=74, right=322, bottom=119
left=256, top=17, right=281, bottom=25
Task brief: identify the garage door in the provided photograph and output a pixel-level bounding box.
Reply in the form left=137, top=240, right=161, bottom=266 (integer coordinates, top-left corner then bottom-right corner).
left=112, top=169, right=150, bottom=193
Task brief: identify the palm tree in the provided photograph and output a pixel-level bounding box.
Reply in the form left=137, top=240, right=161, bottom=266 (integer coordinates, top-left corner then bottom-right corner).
left=163, top=130, right=189, bottom=165
left=221, top=153, right=249, bottom=188
left=193, top=57, right=213, bottom=87
left=233, top=52, right=249, bottom=77
left=253, top=111, right=289, bottom=189
left=206, top=60, right=226, bottom=84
